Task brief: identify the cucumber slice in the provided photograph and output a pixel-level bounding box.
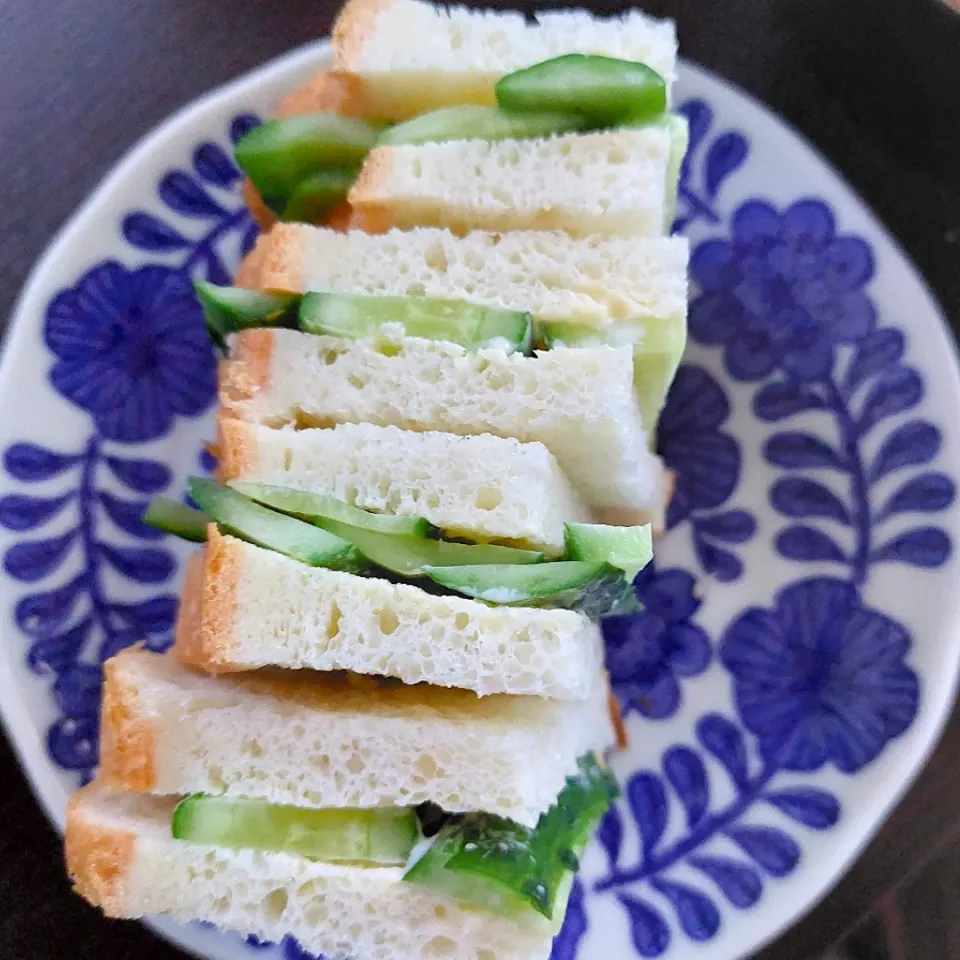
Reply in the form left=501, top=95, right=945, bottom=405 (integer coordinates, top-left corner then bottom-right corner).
left=564, top=522, right=653, bottom=582
left=377, top=105, right=588, bottom=146
left=299, top=292, right=532, bottom=352
left=495, top=55, right=667, bottom=126
left=187, top=477, right=363, bottom=571
left=315, top=518, right=544, bottom=577
left=194, top=282, right=300, bottom=349
left=664, top=113, right=689, bottom=227
left=172, top=794, right=419, bottom=865
left=541, top=317, right=686, bottom=433
left=228, top=481, right=431, bottom=537
left=422, top=560, right=609, bottom=606
left=143, top=497, right=210, bottom=543
left=234, top=113, right=378, bottom=199
left=426, top=561, right=642, bottom=617
left=404, top=754, right=618, bottom=923
left=279, top=167, right=360, bottom=223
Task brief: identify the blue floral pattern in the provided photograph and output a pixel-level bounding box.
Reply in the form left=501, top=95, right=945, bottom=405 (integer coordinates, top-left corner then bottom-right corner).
left=0, top=89, right=955, bottom=960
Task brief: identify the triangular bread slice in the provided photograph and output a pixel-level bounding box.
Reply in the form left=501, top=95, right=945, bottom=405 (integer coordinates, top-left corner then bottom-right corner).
left=330, top=0, right=677, bottom=121
left=67, top=784, right=556, bottom=960
left=99, top=650, right=614, bottom=826
left=219, top=328, right=662, bottom=520
left=173, top=527, right=604, bottom=699
left=349, top=127, right=672, bottom=238
left=217, top=420, right=589, bottom=556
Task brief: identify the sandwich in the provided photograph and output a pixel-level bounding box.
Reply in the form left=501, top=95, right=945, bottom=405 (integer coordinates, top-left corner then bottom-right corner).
left=67, top=649, right=617, bottom=959
left=232, top=0, right=681, bottom=230
left=64, top=0, right=687, bottom=955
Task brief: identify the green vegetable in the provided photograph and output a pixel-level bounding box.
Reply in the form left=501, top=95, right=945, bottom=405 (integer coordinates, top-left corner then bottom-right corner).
left=187, top=477, right=363, bottom=571
left=234, top=113, right=378, bottom=200
left=299, top=292, right=532, bottom=352
left=278, top=167, right=360, bottom=223
left=143, top=497, right=211, bottom=542
left=564, top=522, right=652, bottom=582
left=422, top=560, right=611, bottom=607
left=404, top=754, right=618, bottom=924
left=229, top=481, right=431, bottom=537
left=315, top=518, right=544, bottom=578
left=194, top=282, right=299, bottom=349
left=377, top=104, right=588, bottom=146
left=495, top=55, right=667, bottom=126
left=172, top=794, right=419, bottom=865
left=663, top=113, right=689, bottom=226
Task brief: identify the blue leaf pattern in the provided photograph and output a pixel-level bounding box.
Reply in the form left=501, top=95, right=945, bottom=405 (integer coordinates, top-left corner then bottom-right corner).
left=99, top=491, right=164, bottom=540
left=857, top=366, right=923, bottom=435
left=697, top=714, right=749, bottom=788
left=159, top=170, right=227, bottom=218
left=0, top=493, right=71, bottom=531
left=597, top=806, right=623, bottom=868
left=764, top=788, right=841, bottom=829
left=871, top=527, right=951, bottom=567
left=193, top=142, right=240, bottom=187
left=753, top=382, right=824, bottom=422
left=627, top=772, right=668, bottom=857
left=726, top=825, right=800, bottom=876
left=869, top=421, right=941, bottom=482
left=650, top=878, right=720, bottom=941
left=704, top=132, right=748, bottom=198
left=5, top=532, right=76, bottom=582
left=771, top=478, right=850, bottom=524
left=764, top=432, right=844, bottom=470
left=776, top=525, right=847, bottom=564
left=877, top=473, right=956, bottom=520
left=4, top=442, right=79, bottom=481
left=619, top=894, right=671, bottom=958
left=663, top=747, right=708, bottom=829
left=122, top=212, right=189, bottom=252
left=100, top=544, right=175, bottom=583
left=688, top=855, right=762, bottom=908
left=104, top=455, right=171, bottom=493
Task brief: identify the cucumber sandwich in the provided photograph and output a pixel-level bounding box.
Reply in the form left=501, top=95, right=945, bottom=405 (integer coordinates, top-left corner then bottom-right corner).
left=64, top=1, right=688, bottom=957
left=67, top=651, right=616, bottom=958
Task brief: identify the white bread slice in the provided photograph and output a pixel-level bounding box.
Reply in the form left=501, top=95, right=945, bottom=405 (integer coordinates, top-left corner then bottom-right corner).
left=173, top=527, right=604, bottom=699
left=218, top=419, right=589, bottom=556
left=331, top=0, right=676, bottom=121
left=219, top=328, right=662, bottom=518
left=100, top=650, right=614, bottom=826
left=350, top=127, right=671, bottom=238
left=67, top=785, right=555, bottom=960
left=255, top=224, right=688, bottom=329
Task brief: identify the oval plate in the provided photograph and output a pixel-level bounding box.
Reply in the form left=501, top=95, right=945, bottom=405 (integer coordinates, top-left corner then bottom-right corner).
left=2, top=42, right=959, bottom=960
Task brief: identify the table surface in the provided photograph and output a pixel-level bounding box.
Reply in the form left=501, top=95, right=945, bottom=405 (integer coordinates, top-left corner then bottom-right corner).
left=2, top=1, right=959, bottom=958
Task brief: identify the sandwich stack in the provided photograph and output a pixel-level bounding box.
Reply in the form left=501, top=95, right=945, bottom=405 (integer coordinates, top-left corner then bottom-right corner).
left=64, top=3, right=690, bottom=958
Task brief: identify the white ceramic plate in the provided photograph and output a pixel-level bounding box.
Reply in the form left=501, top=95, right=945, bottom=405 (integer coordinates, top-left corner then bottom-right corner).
left=2, top=41, right=959, bottom=960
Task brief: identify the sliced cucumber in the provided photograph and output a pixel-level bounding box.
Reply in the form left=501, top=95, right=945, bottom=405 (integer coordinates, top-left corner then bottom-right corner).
left=404, top=754, right=618, bottom=924
left=143, top=497, right=210, bottom=543
left=495, top=55, right=667, bottom=126
left=172, top=794, right=419, bottom=865
left=377, top=105, right=588, bottom=146
left=187, top=478, right=363, bottom=571
left=234, top=113, right=378, bottom=200
left=299, top=292, right=532, bottom=352
left=664, top=113, right=689, bottom=226
left=564, top=522, right=652, bottom=582
left=279, top=167, right=360, bottom=223
left=314, top=518, right=544, bottom=578
left=194, top=282, right=300, bottom=349
left=229, top=481, right=431, bottom=537
left=541, top=316, right=686, bottom=432
left=422, top=560, right=609, bottom=606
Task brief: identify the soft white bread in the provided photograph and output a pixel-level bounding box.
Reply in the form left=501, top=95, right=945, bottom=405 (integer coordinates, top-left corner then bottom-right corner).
left=67, top=785, right=554, bottom=960
left=218, top=419, right=589, bottom=556
left=350, top=127, right=671, bottom=238
left=331, top=0, right=677, bottom=121
left=255, top=224, right=688, bottom=329
left=219, top=328, right=662, bottom=517
left=99, top=650, right=614, bottom=826
left=173, top=527, right=604, bottom=699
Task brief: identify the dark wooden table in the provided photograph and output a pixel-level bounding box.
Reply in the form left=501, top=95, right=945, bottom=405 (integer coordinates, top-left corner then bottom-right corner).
left=2, top=0, right=959, bottom=957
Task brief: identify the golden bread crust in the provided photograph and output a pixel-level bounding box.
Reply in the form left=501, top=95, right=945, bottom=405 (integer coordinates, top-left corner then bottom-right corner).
left=98, top=659, right=156, bottom=793
left=218, top=329, right=274, bottom=421
left=275, top=70, right=369, bottom=118
left=215, top=418, right=260, bottom=483
left=65, top=786, right=135, bottom=916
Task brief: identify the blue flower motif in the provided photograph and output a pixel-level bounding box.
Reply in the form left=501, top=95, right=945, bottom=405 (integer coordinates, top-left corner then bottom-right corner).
left=721, top=577, right=919, bottom=773
left=690, top=200, right=876, bottom=382
left=658, top=364, right=740, bottom=529
left=45, top=262, right=216, bottom=442
left=604, top=566, right=712, bottom=719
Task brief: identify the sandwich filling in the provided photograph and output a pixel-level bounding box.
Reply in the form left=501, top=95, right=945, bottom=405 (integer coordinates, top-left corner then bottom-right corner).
left=170, top=753, right=617, bottom=929
left=146, top=477, right=651, bottom=619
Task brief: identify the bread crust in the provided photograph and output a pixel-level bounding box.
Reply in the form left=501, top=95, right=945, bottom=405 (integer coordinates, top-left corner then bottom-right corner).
left=98, top=658, right=156, bottom=793
left=66, top=787, right=135, bottom=916
left=233, top=233, right=271, bottom=289
left=254, top=224, right=308, bottom=292
left=332, top=0, right=393, bottom=70
left=242, top=179, right=277, bottom=233
left=172, top=529, right=242, bottom=675
left=218, top=329, right=274, bottom=421
left=275, top=70, right=369, bottom=119
left=216, top=417, right=260, bottom=483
